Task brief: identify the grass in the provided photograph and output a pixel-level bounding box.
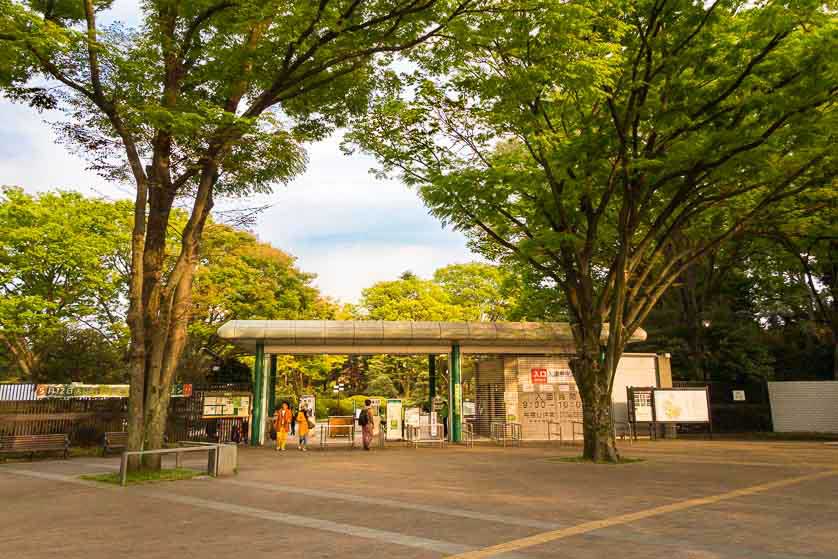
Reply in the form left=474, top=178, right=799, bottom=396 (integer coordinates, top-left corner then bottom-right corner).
left=70, top=446, right=104, bottom=458
left=81, top=468, right=204, bottom=485
left=549, top=456, right=646, bottom=465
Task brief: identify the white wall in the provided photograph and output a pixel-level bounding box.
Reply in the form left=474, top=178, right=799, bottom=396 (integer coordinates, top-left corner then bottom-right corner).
left=612, top=354, right=659, bottom=426
left=768, top=381, right=838, bottom=433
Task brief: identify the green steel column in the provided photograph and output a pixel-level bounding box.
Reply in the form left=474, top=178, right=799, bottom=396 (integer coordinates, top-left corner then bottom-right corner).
left=450, top=343, right=462, bottom=443
left=268, top=354, right=278, bottom=416
left=251, top=343, right=265, bottom=446
left=428, top=354, right=436, bottom=409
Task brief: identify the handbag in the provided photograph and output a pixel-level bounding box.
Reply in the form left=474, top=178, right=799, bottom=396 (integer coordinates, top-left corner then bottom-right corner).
left=269, top=426, right=277, bottom=440
left=307, top=417, right=315, bottom=430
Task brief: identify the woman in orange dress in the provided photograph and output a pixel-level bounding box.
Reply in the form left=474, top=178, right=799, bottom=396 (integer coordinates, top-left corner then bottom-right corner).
left=273, top=402, right=292, bottom=451
left=296, top=405, right=310, bottom=451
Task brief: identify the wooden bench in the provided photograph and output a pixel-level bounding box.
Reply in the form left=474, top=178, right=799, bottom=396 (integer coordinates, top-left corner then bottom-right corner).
left=0, top=434, right=69, bottom=460
left=103, top=431, right=128, bottom=455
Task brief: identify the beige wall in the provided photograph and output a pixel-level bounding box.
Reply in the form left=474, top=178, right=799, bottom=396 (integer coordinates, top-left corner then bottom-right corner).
left=476, top=353, right=661, bottom=440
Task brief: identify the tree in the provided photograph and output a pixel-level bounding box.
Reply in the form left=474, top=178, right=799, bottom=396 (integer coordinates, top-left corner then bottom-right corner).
left=0, top=187, right=128, bottom=380
left=181, top=222, right=335, bottom=380
left=433, top=262, right=516, bottom=320
left=761, top=195, right=837, bottom=379
left=348, top=1, right=837, bottom=460
left=635, top=236, right=777, bottom=381
left=2, top=0, right=475, bottom=468
left=358, top=272, right=467, bottom=321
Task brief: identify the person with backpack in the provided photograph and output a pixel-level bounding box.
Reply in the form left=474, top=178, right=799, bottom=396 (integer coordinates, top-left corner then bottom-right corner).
left=359, top=399, right=374, bottom=450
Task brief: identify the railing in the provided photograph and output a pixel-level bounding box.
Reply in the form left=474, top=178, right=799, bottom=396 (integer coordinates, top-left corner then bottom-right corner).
left=405, top=423, right=446, bottom=447
left=319, top=416, right=355, bottom=449
left=490, top=421, right=522, bottom=447
left=547, top=421, right=583, bottom=445
left=118, top=442, right=222, bottom=486
left=462, top=421, right=475, bottom=448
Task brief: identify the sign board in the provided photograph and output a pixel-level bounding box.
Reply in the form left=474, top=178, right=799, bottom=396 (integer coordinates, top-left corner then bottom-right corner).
left=386, top=399, right=403, bottom=441
left=462, top=400, right=476, bottom=416
left=547, top=368, right=574, bottom=383
left=35, top=383, right=192, bottom=399
left=432, top=396, right=444, bottom=411
left=531, top=368, right=548, bottom=384
left=404, top=407, right=421, bottom=427
left=653, top=388, right=710, bottom=423
left=627, top=387, right=654, bottom=423
left=519, top=391, right=557, bottom=439
left=732, top=390, right=746, bottom=402
left=300, top=394, right=316, bottom=417
left=202, top=393, right=251, bottom=418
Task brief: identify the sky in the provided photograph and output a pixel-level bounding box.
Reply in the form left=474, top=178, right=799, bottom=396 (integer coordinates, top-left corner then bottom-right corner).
left=0, top=99, right=476, bottom=304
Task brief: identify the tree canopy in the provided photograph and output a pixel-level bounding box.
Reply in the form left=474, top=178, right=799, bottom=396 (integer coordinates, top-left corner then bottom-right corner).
left=348, top=0, right=837, bottom=459
left=0, top=187, right=128, bottom=379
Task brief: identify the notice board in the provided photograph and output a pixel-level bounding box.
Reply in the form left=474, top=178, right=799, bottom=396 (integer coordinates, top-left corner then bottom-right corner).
left=653, top=388, right=710, bottom=423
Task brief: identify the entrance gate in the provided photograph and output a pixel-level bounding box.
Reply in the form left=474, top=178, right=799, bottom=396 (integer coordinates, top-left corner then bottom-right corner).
left=217, top=320, right=647, bottom=445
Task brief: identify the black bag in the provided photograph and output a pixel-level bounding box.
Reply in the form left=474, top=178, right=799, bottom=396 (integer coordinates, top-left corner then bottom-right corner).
left=269, top=427, right=277, bottom=440
left=358, top=408, right=370, bottom=427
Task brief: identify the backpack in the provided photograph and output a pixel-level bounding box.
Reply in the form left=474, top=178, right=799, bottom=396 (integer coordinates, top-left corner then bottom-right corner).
left=358, top=408, right=370, bottom=426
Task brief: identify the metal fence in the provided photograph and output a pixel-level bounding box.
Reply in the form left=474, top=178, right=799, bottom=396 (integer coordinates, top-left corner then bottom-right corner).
left=0, top=383, right=251, bottom=446
left=0, top=384, right=38, bottom=401
left=673, top=380, right=772, bottom=432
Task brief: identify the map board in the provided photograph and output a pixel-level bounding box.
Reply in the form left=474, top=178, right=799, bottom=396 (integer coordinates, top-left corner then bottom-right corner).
left=653, top=388, right=710, bottom=423
left=202, top=394, right=251, bottom=418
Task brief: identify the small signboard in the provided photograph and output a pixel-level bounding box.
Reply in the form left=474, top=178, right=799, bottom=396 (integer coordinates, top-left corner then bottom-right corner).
left=627, top=387, right=655, bottom=423
left=405, top=407, right=421, bottom=427
left=531, top=368, right=548, bottom=384
left=300, top=394, right=316, bottom=417
left=547, top=368, right=574, bottom=383
left=386, top=399, right=403, bottom=441
left=462, top=400, right=476, bottom=416
left=732, top=390, right=746, bottom=402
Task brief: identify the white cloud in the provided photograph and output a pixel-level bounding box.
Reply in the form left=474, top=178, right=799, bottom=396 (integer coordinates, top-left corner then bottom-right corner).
left=300, top=242, right=478, bottom=303
left=0, top=104, right=478, bottom=305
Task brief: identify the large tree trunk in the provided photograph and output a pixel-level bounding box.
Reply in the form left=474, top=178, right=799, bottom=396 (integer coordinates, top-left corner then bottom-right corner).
left=125, top=166, right=214, bottom=472
left=570, top=335, right=619, bottom=462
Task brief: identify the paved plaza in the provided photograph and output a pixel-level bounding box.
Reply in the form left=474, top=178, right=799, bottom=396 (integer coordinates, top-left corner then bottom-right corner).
left=1, top=440, right=837, bottom=558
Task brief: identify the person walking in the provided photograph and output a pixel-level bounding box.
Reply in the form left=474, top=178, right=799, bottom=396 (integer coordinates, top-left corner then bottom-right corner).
left=273, top=402, right=292, bottom=451
left=296, top=404, right=310, bottom=451
left=359, top=399, right=374, bottom=451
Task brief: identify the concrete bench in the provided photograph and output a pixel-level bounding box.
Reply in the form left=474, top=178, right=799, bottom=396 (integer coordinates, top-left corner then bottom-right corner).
left=0, top=434, right=69, bottom=459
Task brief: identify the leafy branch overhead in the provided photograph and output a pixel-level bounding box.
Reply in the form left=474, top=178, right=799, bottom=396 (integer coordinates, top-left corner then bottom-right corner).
left=347, top=0, right=837, bottom=460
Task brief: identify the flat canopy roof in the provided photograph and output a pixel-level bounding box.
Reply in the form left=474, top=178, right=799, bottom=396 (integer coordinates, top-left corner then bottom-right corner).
left=217, top=320, right=646, bottom=355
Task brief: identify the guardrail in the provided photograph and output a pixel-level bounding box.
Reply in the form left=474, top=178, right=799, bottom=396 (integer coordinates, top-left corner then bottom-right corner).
left=462, top=421, right=475, bottom=448
left=490, top=421, right=522, bottom=447
left=405, top=423, right=446, bottom=448
left=319, top=423, right=355, bottom=449
left=547, top=421, right=584, bottom=445
left=119, top=442, right=223, bottom=486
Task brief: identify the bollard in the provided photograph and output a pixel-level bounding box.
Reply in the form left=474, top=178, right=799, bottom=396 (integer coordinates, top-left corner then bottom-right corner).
left=120, top=452, right=129, bottom=486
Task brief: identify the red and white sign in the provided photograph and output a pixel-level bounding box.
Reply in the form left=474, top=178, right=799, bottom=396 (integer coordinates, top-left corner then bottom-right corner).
left=531, top=368, right=548, bottom=384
